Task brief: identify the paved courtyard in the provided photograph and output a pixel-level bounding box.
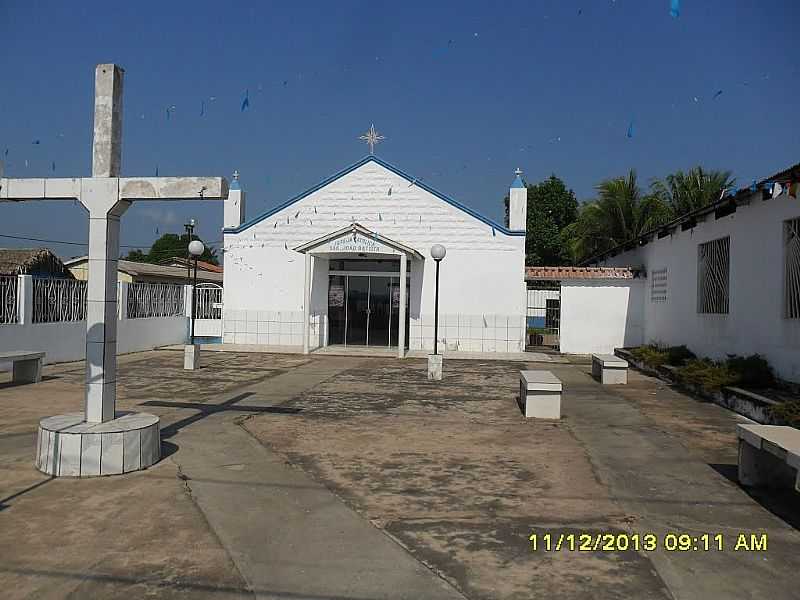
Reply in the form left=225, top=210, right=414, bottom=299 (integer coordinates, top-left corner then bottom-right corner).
left=1, top=350, right=800, bottom=599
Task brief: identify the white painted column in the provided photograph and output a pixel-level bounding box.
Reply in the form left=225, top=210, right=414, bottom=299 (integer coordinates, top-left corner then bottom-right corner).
left=16, top=274, right=33, bottom=325
left=183, top=284, right=193, bottom=317
left=302, top=252, right=311, bottom=354
left=83, top=63, right=128, bottom=424
left=117, top=281, right=128, bottom=320
left=83, top=191, right=129, bottom=424
left=398, top=255, right=407, bottom=358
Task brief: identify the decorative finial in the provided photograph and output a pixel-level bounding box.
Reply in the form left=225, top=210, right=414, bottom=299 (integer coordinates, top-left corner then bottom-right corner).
left=515, top=167, right=523, bottom=176
left=359, top=124, right=385, bottom=154
left=233, top=170, right=240, bottom=181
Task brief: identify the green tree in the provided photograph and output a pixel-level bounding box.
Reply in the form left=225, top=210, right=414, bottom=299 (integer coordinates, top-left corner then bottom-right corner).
left=650, top=167, right=735, bottom=216
left=562, top=170, right=672, bottom=264
left=124, top=233, right=219, bottom=265
left=505, top=175, right=578, bottom=266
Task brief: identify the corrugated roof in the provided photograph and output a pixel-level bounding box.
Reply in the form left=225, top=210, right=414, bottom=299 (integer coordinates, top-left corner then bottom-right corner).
left=525, top=266, right=635, bottom=280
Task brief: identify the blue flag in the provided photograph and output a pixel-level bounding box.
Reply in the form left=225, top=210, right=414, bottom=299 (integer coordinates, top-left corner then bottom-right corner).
left=670, top=0, right=680, bottom=17
left=241, top=90, right=250, bottom=112
left=626, top=121, right=634, bottom=138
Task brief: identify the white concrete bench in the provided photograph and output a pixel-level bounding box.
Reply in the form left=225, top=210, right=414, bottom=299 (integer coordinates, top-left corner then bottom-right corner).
left=592, top=354, right=628, bottom=385
left=0, top=351, right=45, bottom=384
left=519, top=370, right=561, bottom=419
left=737, top=424, right=800, bottom=492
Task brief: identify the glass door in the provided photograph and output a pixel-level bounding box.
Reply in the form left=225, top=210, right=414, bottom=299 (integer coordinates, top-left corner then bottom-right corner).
left=327, top=275, right=346, bottom=345
left=346, top=276, right=369, bottom=345
left=368, top=276, right=392, bottom=346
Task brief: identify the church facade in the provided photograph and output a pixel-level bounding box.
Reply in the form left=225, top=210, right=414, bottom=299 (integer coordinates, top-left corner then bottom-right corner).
left=222, top=156, right=527, bottom=356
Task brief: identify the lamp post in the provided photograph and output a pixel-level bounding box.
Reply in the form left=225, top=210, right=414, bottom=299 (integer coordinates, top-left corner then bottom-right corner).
left=184, top=239, right=204, bottom=370
left=188, top=239, right=204, bottom=345
left=184, top=218, right=196, bottom=280
left=428, top=244, right=446, bottom=381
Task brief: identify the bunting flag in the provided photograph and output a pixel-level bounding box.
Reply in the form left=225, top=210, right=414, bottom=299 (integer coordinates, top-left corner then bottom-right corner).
left=772, top=182, right=784, bottom=198
left=712, top=90, right=723, bottom=100
left=200, top=100, right=205, bottom=117
left=241, top=90, right=250, bottom=112
left=670, top=0, right=680, bottom=18
left=750, top=180, right=757, bottom=192
left=789, top=181, right=798, bottom=199
left=32, top=140, right=40, bottom=145
left=626, top=121, right=634, bottom=138
left=51, top=161, right=56, bottom=172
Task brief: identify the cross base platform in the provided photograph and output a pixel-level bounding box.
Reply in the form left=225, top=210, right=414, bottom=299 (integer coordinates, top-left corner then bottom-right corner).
left=36, top=412, right=160, bottom=477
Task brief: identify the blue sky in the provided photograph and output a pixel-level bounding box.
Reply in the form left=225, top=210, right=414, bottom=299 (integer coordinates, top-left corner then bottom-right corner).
left=0, top=0, right=798, bottom=258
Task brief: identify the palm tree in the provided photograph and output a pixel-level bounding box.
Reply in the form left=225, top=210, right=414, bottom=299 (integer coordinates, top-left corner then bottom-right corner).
left=650, top=167, right=735, bottom=216
left=562, top=170, right=672, bottom=263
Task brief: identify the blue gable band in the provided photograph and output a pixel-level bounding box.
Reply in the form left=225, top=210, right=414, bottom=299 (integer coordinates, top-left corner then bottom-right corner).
left=223, top=155, right=525, bottom=236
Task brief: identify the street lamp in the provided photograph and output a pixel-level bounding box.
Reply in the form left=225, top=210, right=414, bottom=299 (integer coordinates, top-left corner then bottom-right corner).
left=188, top=239, right=205, bottom=346
left=430, top=244, right=446, bottom=355
left=428, top=244, right=446, bottom=381
left=184, top=218, right=196, bottom=280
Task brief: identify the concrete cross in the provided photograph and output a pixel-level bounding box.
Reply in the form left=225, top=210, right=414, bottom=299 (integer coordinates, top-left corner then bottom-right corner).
left=0, top=64, right=228, bottom=424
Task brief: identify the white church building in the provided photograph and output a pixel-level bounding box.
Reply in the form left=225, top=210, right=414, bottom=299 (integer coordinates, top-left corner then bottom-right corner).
left=221, top=155, right=528, bottom=356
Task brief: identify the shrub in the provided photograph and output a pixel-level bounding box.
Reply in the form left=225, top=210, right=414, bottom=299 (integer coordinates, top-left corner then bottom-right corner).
left=666, top=345, right=695, bottom=367
left=630, top=345, right=669, bottom=367
left=770, top=401, right=800, bottom=429
left=676, top=359, right=739, bottom=393
left=725, top=354, right=775, bottom=388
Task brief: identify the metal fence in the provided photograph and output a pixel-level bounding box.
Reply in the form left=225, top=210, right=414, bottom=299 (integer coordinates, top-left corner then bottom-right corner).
left=33, top=278, right=87, bottom=323
left=127, top=282, right=184, bottom=319
left=526, top=281, right=561, bottom=350
left=0, top=276, right=18, bottom=324
left=194, top=284, right=223, bottom=319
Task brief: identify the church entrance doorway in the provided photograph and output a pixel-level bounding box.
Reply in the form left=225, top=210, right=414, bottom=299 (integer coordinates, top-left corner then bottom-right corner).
left=327, top=260, right=409, bottom=348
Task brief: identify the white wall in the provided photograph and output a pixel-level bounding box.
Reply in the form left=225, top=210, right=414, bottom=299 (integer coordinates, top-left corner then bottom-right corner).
left=599, top=189, right=800, bottom=382
left=223, top=159, right=527, bottom=351
left=559, top=280, right=644, bottom=354
left=0, top=316, right=188, bottom=368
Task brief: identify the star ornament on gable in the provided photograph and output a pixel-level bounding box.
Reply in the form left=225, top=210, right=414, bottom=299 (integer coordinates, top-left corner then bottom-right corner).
left=359, top=124, right=385, bottom=154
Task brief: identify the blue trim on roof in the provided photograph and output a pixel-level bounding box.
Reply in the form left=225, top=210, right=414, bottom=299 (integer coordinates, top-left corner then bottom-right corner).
left=223, top=155, right=526, bottom=236
left=511, top=174, right=525, bottom=188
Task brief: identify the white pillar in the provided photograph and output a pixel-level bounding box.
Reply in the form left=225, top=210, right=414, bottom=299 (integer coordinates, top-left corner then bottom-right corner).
left=117, top=281, right=128, bottom=320
left=303, top=252, right=311, bottom=354
left=183, top=284, right=194, bottom=317
left=81, top=179, right=129, bottom=424
left=398, top=255, right=407, bottom=358
left=16, top=274, right=33, bottom=325
left=509, top=168, right=527, bottom=231
left=224, top=173, right=246, bottom=229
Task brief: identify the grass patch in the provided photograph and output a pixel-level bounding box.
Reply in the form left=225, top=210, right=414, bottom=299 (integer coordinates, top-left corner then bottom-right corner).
left=770, top=401, right=800, bottom=428
left=675, top=359, right=739, bottom=393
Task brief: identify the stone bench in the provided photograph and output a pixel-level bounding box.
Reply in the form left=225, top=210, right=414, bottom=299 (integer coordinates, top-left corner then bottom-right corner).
left=0, top=351, right=45, bottom=384
left=592, top=354, right=628, bottom=385
left=519, top=370, right=561, bottom=419
left=737, top=424, right=800, bottom=492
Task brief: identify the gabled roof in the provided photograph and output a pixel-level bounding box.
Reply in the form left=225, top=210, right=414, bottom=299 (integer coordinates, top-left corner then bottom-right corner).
left=64, top=256, right=223, bottom=283
left=0, top=248, right=72, bottom=277
left=293, top=223, right=424, bottom=259
left=224, top=155, right=524, bottom=236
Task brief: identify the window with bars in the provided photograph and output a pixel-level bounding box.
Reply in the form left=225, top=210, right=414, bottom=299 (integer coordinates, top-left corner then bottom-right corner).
left=785, top=218, right=800, bottom=319
left=697, top=237, right=730, bottom=314
left=651, top=268, right=667, bottom=303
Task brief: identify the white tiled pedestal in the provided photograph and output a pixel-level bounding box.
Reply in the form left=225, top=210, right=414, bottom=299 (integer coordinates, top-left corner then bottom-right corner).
left=519, top=370, right=562, bottom=419
left=36, top=412, right=160, bottom=477
left=427, top=354, right=443, bottom=381
left=184, top=344, right=200, bottom=370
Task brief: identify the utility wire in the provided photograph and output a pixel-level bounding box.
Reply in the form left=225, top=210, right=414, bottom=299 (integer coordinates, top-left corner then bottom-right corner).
left=0, top=233, right=222, bottom=249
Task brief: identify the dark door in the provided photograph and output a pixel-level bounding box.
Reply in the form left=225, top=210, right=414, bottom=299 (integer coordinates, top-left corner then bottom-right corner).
left=368, top=276, right=392, bottom=346
left=346, top=276, right=369, bottom=345
left=327, top=275, right=346, bottom=345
